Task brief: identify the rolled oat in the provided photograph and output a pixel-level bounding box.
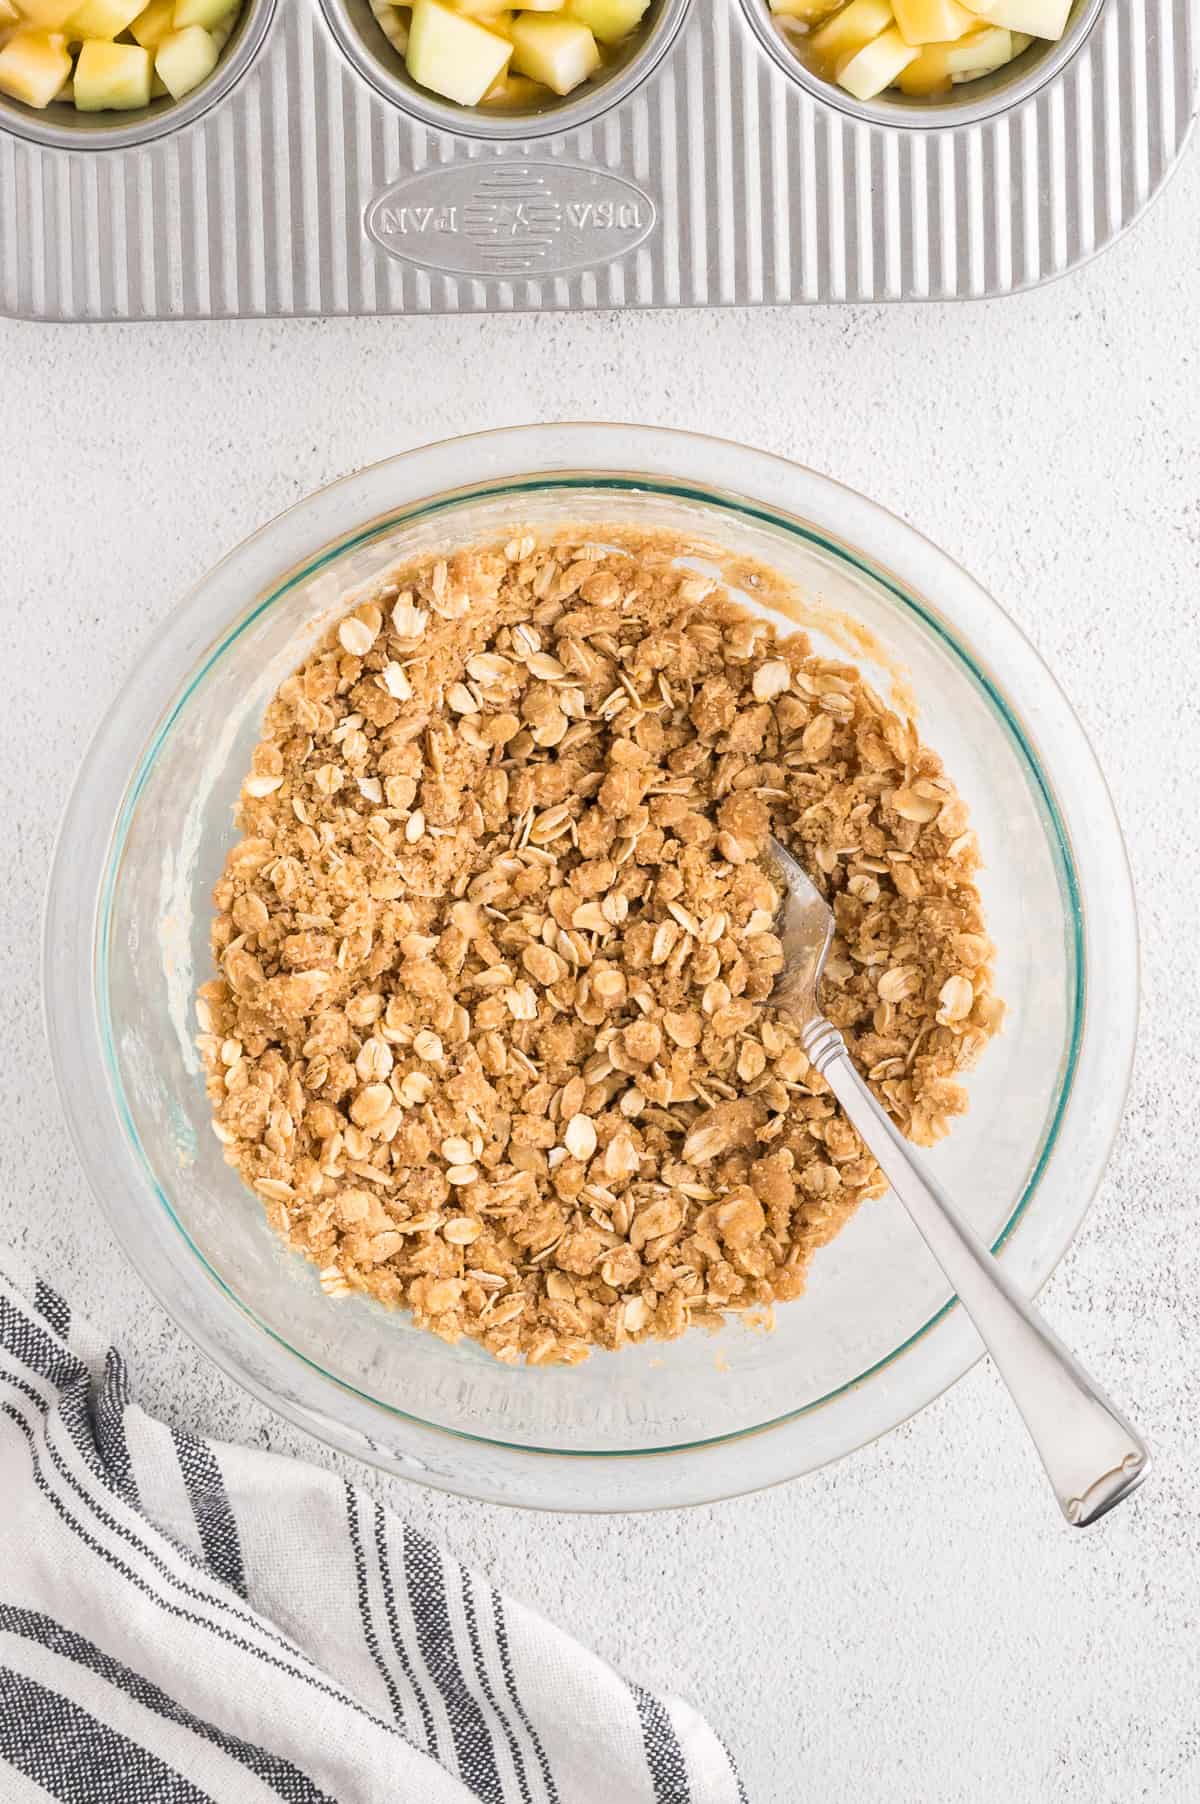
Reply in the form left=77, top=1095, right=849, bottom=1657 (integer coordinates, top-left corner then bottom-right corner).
left=197, top=529, right=1002, bottom=1365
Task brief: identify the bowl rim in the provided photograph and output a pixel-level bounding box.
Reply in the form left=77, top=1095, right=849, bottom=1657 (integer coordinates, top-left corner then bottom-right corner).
left=735, top=0, right=1108, bottom=132
left=0, top=0, right=279, bottom=154
left=44, top=423, right=1140, bottom=1510
left=316, top=0, right=695, bottom=143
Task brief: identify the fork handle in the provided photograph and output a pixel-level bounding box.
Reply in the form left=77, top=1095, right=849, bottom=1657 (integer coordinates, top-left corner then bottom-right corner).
left=801, top=1018, right=1149, bottom=1527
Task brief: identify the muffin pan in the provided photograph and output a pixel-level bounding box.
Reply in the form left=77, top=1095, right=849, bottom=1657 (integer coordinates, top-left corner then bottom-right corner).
left=0, top=0, right=1194, bottom=319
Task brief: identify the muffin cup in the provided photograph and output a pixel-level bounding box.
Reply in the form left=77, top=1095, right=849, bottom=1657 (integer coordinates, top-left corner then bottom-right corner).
left=737, top=0, right=1107, bottom=129
left=318, top=0, right=694, bottom=142
left=0, top=0, right=277, bottom=153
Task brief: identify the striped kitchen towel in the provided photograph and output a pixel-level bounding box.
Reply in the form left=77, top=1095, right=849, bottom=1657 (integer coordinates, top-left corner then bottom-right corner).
left=0, top=1259, right=746, bottom=1804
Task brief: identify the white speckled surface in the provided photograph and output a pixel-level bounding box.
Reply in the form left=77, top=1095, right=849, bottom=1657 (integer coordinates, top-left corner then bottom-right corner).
left=5, top=143, right=1200, bottom=1802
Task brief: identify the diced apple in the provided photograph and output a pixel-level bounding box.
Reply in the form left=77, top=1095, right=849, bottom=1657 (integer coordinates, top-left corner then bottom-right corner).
left=509, top=14, right=600, bottom=93
left=896, top=21, right=1011, bottom=87
left=809, top=0, right=893, bottom=71
left=949, top=34, right=1013, bottom=71
left=966, top=0, right=1069, bottom=38
left=0, top=26, right=70, bottom=104
left=895, top=42, right=953, bottom=90
left=73, top=35, right=152, bottom=106
left=456, top=10, right=513, bottom=31
left=129, top=0, right=173, bottom=45
left=481, top=70, right=543, bottom=105
left=569, top=0, right=649, bottom=44
left=14, top=0, right=79, bottom=27
left=155, top=21, right=214, bottom=93
left=406, top=0, right=511, bottom=105
left=172, top=0, right=233, bottom=29
left=67, top=0, right=142, bottom=35
left=945, top=22, right=1012, bottom=68
left=836, top=22, right=917, bottom=95
left=892, top=0, right=976, bottom=44
left=769, top=0, right=842, bottom=19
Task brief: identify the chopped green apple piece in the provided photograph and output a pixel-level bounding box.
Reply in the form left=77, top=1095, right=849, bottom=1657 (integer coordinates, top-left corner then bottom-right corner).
left=73, top=34, right=151, bottom=104
left=14, top=0, right=79, bottom=27
left=892, top=0, right=976, bottom=43
left=406, top=0, right=511, bottom=104
left=836, top=22, right=917, bottom=95
left=0, top=26, right=71, bottom=103
left=897, top=20, right=1011, bottom=85
left=481, top=69, right=542, bottom=105
left=569, top=0, right=649, bottom=44
left=155, top=20, right=214, bottom=93
left=769, top=0, right=842, bottom=18
left=68, top=0, right=142, bottom=36
left=965, top=0, right=1069, bottom=37
left=368, top=1, right=408, bottom=52
left=944, top=22, right=1012, bottom=68
left=171, top=0, right=233, bottom=28
left=509, top=14, right=599, bottom=93
left=129, top=0, right=173, bottom=45
left=809, top=0, right=893, bottom=69
left=895, top=41, right=953, bottom=88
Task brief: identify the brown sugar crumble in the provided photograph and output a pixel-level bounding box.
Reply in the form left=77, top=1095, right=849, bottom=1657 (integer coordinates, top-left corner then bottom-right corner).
left=196, top=529, right=1003, bottom=1366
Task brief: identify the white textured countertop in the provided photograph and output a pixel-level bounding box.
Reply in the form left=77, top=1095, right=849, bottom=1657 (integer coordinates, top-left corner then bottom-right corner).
left=4, top=139, right=1199, bottom=1803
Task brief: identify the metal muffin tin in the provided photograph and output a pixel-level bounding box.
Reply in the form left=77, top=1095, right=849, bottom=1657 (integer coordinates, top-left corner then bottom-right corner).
left=1, top=0, right=1194, bottom=320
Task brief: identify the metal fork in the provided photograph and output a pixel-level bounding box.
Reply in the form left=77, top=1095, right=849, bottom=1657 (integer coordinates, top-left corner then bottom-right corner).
left=768, top=836, right=1149, bottom=1527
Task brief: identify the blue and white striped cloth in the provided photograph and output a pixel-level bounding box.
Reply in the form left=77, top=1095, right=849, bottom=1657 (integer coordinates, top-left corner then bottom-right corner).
left=0, top=1259, right=747, bottom=1803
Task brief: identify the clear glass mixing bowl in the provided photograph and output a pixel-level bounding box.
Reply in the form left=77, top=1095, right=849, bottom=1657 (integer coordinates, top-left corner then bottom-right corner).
left=45, top=424, right=1138, bottom=1510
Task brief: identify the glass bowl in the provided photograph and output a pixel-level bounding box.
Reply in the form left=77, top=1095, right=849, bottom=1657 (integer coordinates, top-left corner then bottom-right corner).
left=44, top=424, right=1137, bottom=1511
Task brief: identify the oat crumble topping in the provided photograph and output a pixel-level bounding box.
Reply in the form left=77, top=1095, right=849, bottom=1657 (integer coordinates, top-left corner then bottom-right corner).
left=196, top=529, right=1002, bottom=1365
